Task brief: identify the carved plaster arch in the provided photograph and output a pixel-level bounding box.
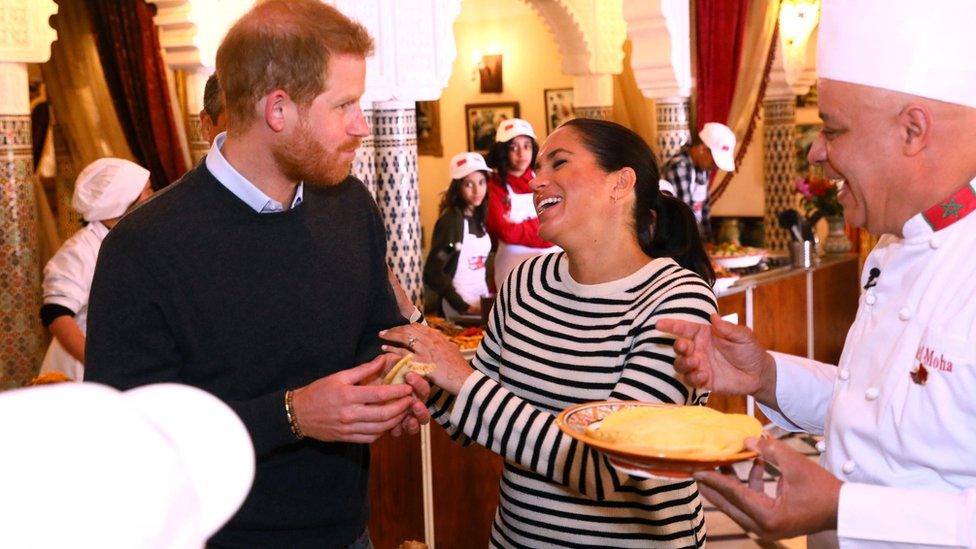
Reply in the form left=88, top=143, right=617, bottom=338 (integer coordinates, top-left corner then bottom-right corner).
left=522, top=0, right=626, bottom=76
left=149, top=0, right=461, bottom=103
left=623, top=0, right=691, bottom=100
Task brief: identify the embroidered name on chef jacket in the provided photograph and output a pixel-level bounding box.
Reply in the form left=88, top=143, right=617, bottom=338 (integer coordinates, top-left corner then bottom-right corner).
left=914, top=345, right=954, bottom=373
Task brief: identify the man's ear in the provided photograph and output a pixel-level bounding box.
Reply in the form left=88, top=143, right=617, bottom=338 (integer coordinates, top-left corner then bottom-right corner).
left=263, top=90, right=290, bottom=133
left=899, top=103, right=931, bottom=156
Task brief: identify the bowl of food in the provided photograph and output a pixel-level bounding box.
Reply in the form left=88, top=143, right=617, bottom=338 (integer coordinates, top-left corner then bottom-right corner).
left=708, top=243, right=767, bottom=269
left=556, top=401, right=762, bottom=479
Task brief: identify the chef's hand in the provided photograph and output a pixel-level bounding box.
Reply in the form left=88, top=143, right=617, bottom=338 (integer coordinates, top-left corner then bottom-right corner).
left=291, top=354, right=417, bottom=443
left=694, top=437, right=842, bottom=540
left=656, top=313, right=778, bottom=407
left=387, top=267, right=418, bottom=320
left=380, top=324, right=474, bottom=395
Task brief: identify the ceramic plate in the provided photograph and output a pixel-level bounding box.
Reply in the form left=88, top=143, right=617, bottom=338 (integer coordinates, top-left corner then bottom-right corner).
left=711, top=254, right=765, bottom=269
left=555, top=401, right=758, bottom=479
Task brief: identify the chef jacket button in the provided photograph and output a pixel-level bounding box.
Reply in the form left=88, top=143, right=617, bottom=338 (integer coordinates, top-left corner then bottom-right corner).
left=839, top=369, right=850, bottom=381
left=816, top=440, right=827, bottom=453
left=842, top=460, right=856, bottom=474
left=898, top=308, right=912, bottom=321
left=865, top=293, right=876, bottom=305
left=929, top=236, right=941, bottom=249
left=865, top=387, right=880, bottom=400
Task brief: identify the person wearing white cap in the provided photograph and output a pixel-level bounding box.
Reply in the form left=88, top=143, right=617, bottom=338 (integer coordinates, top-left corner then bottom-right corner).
left=38, top=157, right=152, bottom=382
left=423, top=152, right=492, bottom=319
left=485, top=118, right=561, bottom=290
left=0, top=382, right=254, bottom=547
left=658, top=0, right=976, bottom=546
left=661, top=121, right=737, bottom=237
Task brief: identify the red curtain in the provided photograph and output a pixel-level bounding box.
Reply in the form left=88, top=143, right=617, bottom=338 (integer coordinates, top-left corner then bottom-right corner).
left=694, top=0, right=751, bottom=132
left=86, top=0, right=186, bottom=190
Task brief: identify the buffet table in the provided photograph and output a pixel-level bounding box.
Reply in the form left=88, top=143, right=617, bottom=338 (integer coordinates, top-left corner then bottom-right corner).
left=366, top=254, right=861, bottom=548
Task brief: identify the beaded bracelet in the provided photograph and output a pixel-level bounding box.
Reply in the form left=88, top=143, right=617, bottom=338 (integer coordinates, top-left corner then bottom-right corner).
left=284, top=389, right=306, bottom=440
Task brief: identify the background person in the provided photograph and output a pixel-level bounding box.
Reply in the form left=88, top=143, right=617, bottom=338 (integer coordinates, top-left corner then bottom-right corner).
left=199, top=73, right=227, bottom=145
left=658, top=0, right=976, bottom=545
left=85, top=2, right=430, bottom=546
left=484, top=118, right=559, bottom=290
left=383, top=119, right=718, bottom=547
left=38, top=158, right=152, bottom=381
left=423, top=152, right=491, bottom=319
left=661, top=122, right=736, bottom=238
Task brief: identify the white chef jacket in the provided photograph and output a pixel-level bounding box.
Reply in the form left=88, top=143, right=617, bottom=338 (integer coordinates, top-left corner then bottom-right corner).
left=40, top=221, right=110, bottom=381
left=760, top=177, right=976, bottom=548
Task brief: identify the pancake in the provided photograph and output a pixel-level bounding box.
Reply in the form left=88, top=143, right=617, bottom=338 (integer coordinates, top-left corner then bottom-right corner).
left=586, top=405, right=762, bottom=456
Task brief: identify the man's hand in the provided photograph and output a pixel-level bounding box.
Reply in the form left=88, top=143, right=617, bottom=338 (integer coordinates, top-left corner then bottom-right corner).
left=389, top=368, right=432, bottom=438
left=694, top=437, right=842, bottom=540
left=657, top=313, right=778, bottom=406
left=291, top=355, right=420, bottom=443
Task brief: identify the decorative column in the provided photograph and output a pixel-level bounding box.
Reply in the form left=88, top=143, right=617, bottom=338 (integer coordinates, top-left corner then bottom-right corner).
left=762, top=96, right=797, bottom=252
left=654, top=97, right=692, bottom=164
left=372, top=101, right=422, bottom=306
left=351, top=106, right=377, bottom=198
left=623, top=0, right=693, bottom=164
left=183, top=69, right=214, bottom=162
left=572, top=74, right=613, bottom=120
left=0, top=0, right=59, bottom=387
left=53, top=124, right=82, bottom=240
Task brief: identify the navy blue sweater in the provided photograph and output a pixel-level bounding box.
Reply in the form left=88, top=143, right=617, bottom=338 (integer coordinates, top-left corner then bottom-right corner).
left=86, top=162, right=405, bottom=547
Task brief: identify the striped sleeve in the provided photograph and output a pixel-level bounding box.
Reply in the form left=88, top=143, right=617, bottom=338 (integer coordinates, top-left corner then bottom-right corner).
left=448, top=275, right=717, bottom=500
left=426, top=275, right=510, bottom=444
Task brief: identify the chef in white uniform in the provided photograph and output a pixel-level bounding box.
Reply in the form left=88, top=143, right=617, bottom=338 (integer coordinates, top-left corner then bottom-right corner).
left=657, top=1, right=976, bottom=547
left=39, top=158, right=152, bottom=381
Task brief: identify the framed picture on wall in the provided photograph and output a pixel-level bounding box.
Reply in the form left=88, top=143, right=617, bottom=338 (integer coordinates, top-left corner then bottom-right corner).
left=544, top=88, right=575, bottom=134
left=416, top=100, right=443, bottom=157
left=465, top=101, right=520, bottom=154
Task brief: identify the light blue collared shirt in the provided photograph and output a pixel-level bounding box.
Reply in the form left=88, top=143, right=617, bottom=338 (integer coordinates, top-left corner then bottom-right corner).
left=205, top=132, right=304, bottom=213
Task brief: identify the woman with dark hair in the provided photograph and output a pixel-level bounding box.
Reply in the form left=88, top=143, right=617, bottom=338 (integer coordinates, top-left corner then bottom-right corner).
left=484, top=118, right=560, bottom=290
left=384, top=119, right=717, bottom=547
left=423, top=152, right=492, bottom=319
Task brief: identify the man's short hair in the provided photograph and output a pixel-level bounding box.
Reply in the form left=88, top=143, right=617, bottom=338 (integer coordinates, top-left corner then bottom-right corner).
left=215, top=0, right=374, bottom=129
left=203, top=74, right=223, bottom=121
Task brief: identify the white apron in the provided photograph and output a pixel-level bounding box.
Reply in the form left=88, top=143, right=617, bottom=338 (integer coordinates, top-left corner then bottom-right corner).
left=761, top=178, right=976, bottom=548
left=494, top=184, right=560, bottom=289
left=443, top=219, right=491, bottom=319
left=40, top=222, right=108, bottom=381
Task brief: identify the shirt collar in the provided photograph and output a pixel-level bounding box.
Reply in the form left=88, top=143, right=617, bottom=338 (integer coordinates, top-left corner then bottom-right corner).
left=205, top=132, right=304, bottom=213
left=903, top=175, right=976, bottom=239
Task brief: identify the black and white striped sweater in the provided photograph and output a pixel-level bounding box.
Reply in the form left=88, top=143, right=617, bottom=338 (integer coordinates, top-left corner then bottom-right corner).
left=430, top=252, right=718, bottom=548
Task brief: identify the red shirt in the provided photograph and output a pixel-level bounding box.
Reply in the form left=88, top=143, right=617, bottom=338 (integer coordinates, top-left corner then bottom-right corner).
left=485, top=170, right=554, bottom=248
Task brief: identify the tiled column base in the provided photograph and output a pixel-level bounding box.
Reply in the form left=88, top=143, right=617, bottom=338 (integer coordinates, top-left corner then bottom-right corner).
left=53, top=125, right=81, bottom=240
left=372, top=102, right=422, bottom=307
left=654, top=96, right=691, bottom=165
left=762, top=98, right=797, bottom=252
left=0, top=115, right=44, bottom=387
left=351, top=108, right=377, bottom=198
left=573, top=105, right=612, bottom=120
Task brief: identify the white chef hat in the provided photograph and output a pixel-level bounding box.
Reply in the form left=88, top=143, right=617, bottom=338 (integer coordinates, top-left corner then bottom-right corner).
left=72, top=157, right=151, bottom=222
left=658, top=179, right=676, bottom=196
left=0, top=382, right=255, bottom=548
left=818, top=0, right=976, bottom=108
left=699, top=122, right=736, bottom=172
left=495, top=118, right=537, bottom=144
left=449, top=152, right=490, bottom=180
